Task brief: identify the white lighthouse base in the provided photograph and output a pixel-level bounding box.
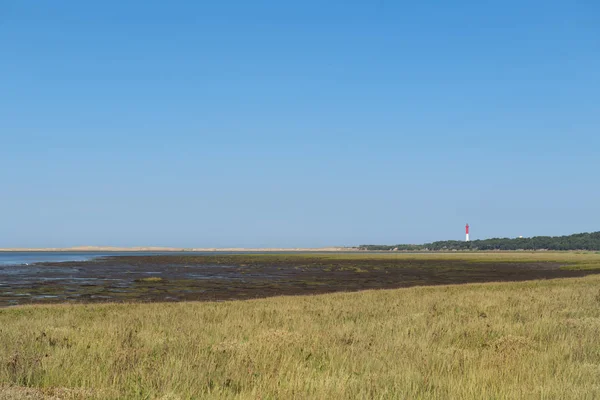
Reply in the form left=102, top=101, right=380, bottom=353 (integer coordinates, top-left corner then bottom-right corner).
left=466, top=234, right=470, bottom=242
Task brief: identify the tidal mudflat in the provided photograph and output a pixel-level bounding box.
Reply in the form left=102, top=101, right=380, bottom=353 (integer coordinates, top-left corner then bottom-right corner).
left=2, top=253, right=600, bottom=307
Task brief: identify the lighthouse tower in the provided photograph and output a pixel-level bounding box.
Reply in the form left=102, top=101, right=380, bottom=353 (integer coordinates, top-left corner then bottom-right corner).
left=465, top=224, right=470, bottom=242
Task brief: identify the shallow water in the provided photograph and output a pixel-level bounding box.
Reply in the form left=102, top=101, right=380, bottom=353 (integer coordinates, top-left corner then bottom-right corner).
left=0, top=251, right=247, bottom=266
left=0, top=252, right=102, bottom=266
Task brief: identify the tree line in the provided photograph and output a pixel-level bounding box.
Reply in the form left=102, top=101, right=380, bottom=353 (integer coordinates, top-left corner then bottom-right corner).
left=359, top=231, right=600, bottom=251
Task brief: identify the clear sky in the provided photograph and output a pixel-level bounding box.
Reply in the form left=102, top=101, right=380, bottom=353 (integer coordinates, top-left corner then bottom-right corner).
left=1, top=1, right=599, bottom=248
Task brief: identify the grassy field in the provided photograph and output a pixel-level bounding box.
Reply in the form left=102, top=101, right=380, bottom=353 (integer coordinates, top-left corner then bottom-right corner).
left=1, top=253, right=600, bottom=399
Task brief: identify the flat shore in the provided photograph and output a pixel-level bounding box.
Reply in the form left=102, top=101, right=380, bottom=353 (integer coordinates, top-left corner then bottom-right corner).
left=3, top=252, right=600, bottom=307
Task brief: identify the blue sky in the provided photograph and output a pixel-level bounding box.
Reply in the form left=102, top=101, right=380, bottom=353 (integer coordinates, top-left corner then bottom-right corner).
left=1, top=1, right=599, bottom=248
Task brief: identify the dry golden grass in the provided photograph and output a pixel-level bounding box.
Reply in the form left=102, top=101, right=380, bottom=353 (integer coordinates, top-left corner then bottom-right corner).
left=1, top=253, right=600, bottom=399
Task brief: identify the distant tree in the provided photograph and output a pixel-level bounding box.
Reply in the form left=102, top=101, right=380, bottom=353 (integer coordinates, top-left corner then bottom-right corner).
left=358, top=231, right=600, bottom=251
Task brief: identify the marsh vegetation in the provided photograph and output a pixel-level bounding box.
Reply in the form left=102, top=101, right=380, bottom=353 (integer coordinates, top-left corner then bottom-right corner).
left=1, top=274, right=600, bottom=398
left=1, top=253, right=600, bottom=398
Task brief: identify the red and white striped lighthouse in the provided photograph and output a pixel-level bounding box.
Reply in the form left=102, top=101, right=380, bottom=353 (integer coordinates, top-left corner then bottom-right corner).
left=465, top=224, right=470, bottom=242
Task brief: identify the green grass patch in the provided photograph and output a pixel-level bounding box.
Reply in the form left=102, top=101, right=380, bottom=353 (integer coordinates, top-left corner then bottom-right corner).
left=134, top=277, right=164, bottom=283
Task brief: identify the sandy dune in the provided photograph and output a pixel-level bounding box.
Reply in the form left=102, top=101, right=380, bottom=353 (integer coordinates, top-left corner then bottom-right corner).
left=0, top=246, right=355, bottom=252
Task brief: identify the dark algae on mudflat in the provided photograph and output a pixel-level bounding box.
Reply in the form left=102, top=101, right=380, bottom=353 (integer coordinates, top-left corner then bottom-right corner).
left=2, top=253, right=600, bottom=306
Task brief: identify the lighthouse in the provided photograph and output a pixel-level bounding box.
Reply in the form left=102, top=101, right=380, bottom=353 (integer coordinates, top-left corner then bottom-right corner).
left=465, top=224, right=470, bottom=242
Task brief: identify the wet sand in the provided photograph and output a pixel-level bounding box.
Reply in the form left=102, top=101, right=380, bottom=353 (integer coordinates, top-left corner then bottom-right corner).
left=1, top=254, right=599, bottom=307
